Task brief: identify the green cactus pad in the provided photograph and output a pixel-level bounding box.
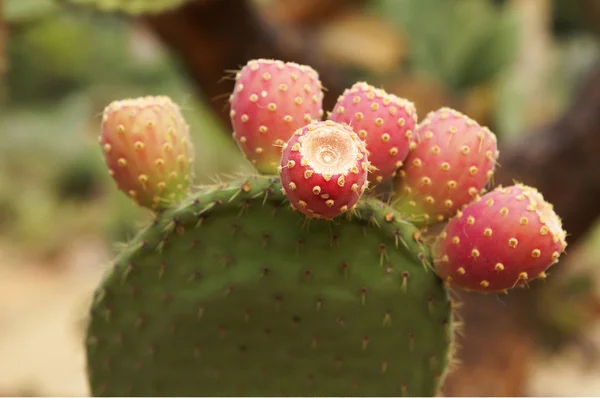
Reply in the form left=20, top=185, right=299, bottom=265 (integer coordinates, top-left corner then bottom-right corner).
left=64, top=0, right=193, bottom=15
left=85, top=175, right=454, bottom=396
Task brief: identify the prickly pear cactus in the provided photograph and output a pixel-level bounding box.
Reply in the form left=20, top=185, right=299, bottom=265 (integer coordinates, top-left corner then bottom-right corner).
left=85, top=58, right=567, bottom=397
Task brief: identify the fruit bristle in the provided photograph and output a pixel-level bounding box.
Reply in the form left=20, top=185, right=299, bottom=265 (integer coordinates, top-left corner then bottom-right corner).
left=230, top=59, right=325, bottom=174
left=393, top=107, right=498, bottom=226
left=432, top=183, right=567, bottom=292
left=279, top=120, right=369, bottom=219
left=329, top=82, right=417, bottom=185
left=99, top=95, right=194, bottom=211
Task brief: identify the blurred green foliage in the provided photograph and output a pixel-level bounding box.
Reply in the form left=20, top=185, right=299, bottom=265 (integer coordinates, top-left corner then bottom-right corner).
left=370, top=0, right=520, bottom=93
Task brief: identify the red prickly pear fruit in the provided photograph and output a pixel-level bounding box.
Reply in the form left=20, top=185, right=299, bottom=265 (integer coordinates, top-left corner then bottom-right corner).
left=329, top=82, right=417, bottom=185
left=279, top=120, right=369, bottom=220
left=432, top=184, right=567, bottom=293
left=394, top=107, right=498, bottom=226
left=99, top=95, right=194, bottom=211
left=229, top=59, right=325, bottom=175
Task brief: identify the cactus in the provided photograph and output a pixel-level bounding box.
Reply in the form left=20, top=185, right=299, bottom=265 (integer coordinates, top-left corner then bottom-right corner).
left=393, top=107, right=499, bottom=226
left=85, top=59, right=567, bottom=396
left=279, top=120, right=369, bottom=219
left=329, top=82, right=417, bottom=186
left=230, top=59, right=325, bottom=175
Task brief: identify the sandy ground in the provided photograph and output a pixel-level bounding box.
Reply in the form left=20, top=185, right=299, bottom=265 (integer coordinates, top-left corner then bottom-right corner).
left=0, top=238, right=599, bottom=396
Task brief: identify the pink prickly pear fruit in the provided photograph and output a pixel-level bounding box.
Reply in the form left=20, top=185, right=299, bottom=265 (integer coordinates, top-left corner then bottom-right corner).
left=329, top=82, right=417, bottom=185
left=229, top=59, right=325, bottom=175
left=99, top=96, right=194, bottom=211
left=432, top=184, right=567, bottom=293
left=394, top=107, right=498, bottom=226
left=279, top=120, right=369, bottom=220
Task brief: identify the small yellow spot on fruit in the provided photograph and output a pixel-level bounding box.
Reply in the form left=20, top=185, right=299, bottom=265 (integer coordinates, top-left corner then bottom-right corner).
left=469, top=166, right=478, bottom=175
left=116, top=124, right=126, bottom=135
left=552, top=251, right=560, bottom=261
left=340, top=205, right=349, bottom=213
left=359, top=130, right=367, bottom=139
left=326, top=199, right=334, bottom=207
left=457, top=267, right=466, bottom=275
left=279, top=83, right=288, bottom=91
left=287, top=160, right=295, bottom=168
left=249, top=94, right=258, bottom=102
left=452, top=236, right=460, bottom=244
left=431, top=145, right=440, bottom=155
left=312, top=186, right=321, bottom=195
left=447, top=180, right=457, bottom=189
left=486, top=198, right=494, bottom=207
left=118, top=158, right=127, bottom=167
left=337, top=176, right=345, bottom=187
left=413, top=158, right=422, bottom=167
left=355, top=112, right=364, bottom=120
left=375, top=118, right=384, bottom=127
left=480, top=280, right=490, bottom=288
left=350, top=166, right=359, bottom=174
left=134, top=141, right=144, bottom=151
left=370, top=103, right=379, bottom=111
left=103, top=144, right=112, bottom=153
left=500, top=207, right=509, bottom=216
left=398, top=118, right=406, bottom=127
left=294, top=97, right=303, bottom=105
left=467, top=216, right=475, bottom=225
left=508, top=238, right=518, bottom=248
left=518, top=272, right=528, bottom=280
left=444, top=199, right=453, bottom=208
left=241, top=114, right=249, bottom=123
left=532, top=249, right=541, bottom=258
left=441, top=255, right=449, bottom=262
left=323, top=173, right=332, bottom=181
left=495, top=263, right=504, bottom=271
left=128, top=190, right=137, bottom=197
left=300, top=158, right=308, bottom=166
left=520, top=217, right=528, bottom=225
left=461, top=145, right=470, bottom=155
left=284, top=115, right=293, bottom=123
left=353, top=96, right=360, bottom=104
left=471, top=249, right=480, bottom=257
left=268, top=103, right=277, bottom=111
left=381, top=133, right=390, bottom=142
left=421, top=176, right=432, bottom=185
left=351, top=183, right=358, bottom=192
left=389, top=107, right=397, bottom=115
left=484, top=228, right=492, bottom=237
left=255, top=147, right=264, bottom=154
left=304, top=170, right=314, bottom=179
left=262, top=72, right=271, bottom=81
left=425, top=196, right=435, bottom=204
left=288, top=182, right=297, bottom=190
left=239, top=136, right=247, bottom=143
left=441, top=162, right=450, bottom=171
left=298, top=200, right=307, bottom=208
left=389, top=147, right=398, bottom=156
left=540, top=226, right=549, bottom=235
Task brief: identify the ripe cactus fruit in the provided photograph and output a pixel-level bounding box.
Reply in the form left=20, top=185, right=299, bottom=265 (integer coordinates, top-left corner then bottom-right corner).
left=432, top=184, right=568, bottom=292
left=99, top=96, right=194, bottom=211
left=279, top=120, right=369, bottom=219
left=393, top=107, right=498, bottom=226
left=329, top=82, right=417, bottom=185
left=230, top=59, right=325, bottom=174
left=85, top=175, right=454, bottom=396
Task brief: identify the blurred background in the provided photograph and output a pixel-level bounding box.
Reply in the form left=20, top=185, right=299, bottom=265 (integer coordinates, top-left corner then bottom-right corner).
left=2, top=0, right=600, bottom=395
